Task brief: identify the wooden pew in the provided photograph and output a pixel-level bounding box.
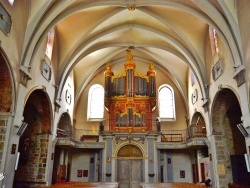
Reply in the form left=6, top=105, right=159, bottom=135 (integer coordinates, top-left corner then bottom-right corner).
left=37, top=181, right=118, bottom=188
left=228, top=183, right=250, bottom=188
left=140, top=182, right=206, bottom=188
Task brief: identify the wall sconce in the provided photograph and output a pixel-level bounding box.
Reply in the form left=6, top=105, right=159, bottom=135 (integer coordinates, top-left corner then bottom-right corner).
left=16, top=122, right=28, bottom=136
left=105, top=173, right=112, bottom=177
left=106, top=157, right=111, bottom=163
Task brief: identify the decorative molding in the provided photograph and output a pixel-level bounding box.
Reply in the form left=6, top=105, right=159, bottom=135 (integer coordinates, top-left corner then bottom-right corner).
left=115, top=135, right=145, bottom=144
left=54, top=101, right=61, bottom=113
left=202, top=99, right=209, bottom=112
left=20, top=69, right=31, bottom=87
left=233, top=68, right=245, bottom=87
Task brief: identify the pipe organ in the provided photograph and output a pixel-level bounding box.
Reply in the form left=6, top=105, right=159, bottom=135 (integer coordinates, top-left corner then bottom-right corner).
left=104, top=50, right=156, bottom=132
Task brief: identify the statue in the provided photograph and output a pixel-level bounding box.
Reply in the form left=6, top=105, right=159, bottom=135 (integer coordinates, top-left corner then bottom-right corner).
left=156, top=117, right=161, bottom=133
left=99, top=122, right=104, bottom=133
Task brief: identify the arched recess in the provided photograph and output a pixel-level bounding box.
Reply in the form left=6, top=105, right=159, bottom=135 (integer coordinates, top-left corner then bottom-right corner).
left=52, top=112, right=72, bottom=184
left=0, top=49, right=15, bottom=175
left=14, top=89, right=52, bottom=186
left=0, top=51, right=13, bottom=112
left=190, top=112, right=209, bottom=183
left=211, top=88, right=249, bottom=186
left=117, top=144, right=143, bottom=188
left=191, top=112, right=204, bottom=125
left=117, top=145, right=143, bottom=158
left=57, top=112, right=72, bottom=137
left=190, top=112, right=207, bottom=138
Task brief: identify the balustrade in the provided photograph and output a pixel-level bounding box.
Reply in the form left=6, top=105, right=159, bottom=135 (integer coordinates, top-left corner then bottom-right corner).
left=56, top=121, right=206, bottom=142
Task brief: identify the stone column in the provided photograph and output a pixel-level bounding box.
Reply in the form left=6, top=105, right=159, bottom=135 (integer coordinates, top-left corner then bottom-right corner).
left=105, top=137, right=113, bottom=182
left=147, top=137, right=156, bottom=182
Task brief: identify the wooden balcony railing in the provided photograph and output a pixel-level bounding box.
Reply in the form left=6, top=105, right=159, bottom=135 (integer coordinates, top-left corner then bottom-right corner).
left=56, top=122, right=206, bottom=142
left=161, top=124, right=206, bottom=142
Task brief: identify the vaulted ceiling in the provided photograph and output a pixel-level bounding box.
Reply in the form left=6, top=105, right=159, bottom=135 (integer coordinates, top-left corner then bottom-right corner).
left=22, top=0, right=242, bottom=108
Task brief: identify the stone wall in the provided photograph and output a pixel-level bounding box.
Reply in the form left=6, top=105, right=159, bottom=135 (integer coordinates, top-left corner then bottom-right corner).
left=0, top=54, right=12, bottom=112
left=0, top=119, right=7, bottom=168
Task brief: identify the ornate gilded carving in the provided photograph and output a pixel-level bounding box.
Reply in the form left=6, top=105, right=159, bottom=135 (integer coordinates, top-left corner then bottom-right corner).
left=127, top=5, right=135, bottom=11
left=117, top=145, right=143, bottom=157
left=125, top=50, right=136, bottom=70
left=127, top=97, right=134, bottom=107
left=111, top=72, right=126, bottom=82
left=147, top=62, right=156, bottom=76
left=140, top=103, right=146, bottom=110
left=120, top=110, right=128, bottom=117
left=105, top=51, right=155, bottom=132
left=126, top=50, right=133, bottom=61
left=134, top=72, right=149, bottom=82
left=104, top=62, right=113, bottom=77
left=134, top=95, right=149, bottom=98
left=112, top=95, right=126, bottom=99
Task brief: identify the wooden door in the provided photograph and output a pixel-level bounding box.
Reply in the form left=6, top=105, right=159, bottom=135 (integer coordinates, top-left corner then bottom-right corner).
left=118, top=159, right=142, bottom=188
left=192, top=164, right=198, bottom=183
left=118, top=160, right=130, bottom=188
left=131, top=160, right=141, bottom=188
left=200, top=163, right=205, bottom=182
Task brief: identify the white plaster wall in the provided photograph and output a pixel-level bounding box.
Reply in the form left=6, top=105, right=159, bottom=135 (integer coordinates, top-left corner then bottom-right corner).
left=71, top=151, right=90, bottom=182
left=172, top=151, right=193, bottom=183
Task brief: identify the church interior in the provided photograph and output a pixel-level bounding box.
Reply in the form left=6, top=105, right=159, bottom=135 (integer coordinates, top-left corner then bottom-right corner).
left=0, top=0, right=250, bottom=188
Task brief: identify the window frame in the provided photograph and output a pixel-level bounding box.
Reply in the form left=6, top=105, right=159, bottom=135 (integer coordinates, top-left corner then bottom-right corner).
left=87, top=84, right=105, bottom=121
left=158, top=84, right=176, bottom=122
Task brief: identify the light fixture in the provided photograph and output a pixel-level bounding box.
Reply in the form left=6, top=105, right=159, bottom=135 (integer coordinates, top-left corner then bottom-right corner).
left=16, top=122, right=28, bottom=136
left=237, top=123, right=250, bottom=137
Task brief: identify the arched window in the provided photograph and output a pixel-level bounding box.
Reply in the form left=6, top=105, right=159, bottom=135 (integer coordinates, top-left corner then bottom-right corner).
left=87, top=84, right=104, bottom=121
left=8, top=0, right=14, bottom=5
left=209, top=26, right=219, bottom=56
left=45, top=29, right=55, bottom=60
left=158, top=85, right=176, bottom=121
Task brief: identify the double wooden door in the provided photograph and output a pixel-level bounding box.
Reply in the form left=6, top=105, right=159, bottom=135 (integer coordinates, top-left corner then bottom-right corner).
left=117, top=159, right=142, bottom=188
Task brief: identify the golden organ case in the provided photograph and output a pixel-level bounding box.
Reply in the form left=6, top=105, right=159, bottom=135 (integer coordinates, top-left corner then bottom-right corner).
left=104, top=50, right=156, bottom=132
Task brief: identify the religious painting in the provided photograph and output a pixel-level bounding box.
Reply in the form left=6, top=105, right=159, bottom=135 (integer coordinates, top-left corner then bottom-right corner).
left=83, top=170, right=88, bottom=177
left=180, top=170, right=185, bottom=178
left=77, top=170, right=82, bottom=177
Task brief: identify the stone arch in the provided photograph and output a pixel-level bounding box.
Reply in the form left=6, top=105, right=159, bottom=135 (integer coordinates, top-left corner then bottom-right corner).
left=57, top=112, right=72, bottom=137
left=211, top=88, right=248, bottom=186
left=14, top=89, right=52, bottom=186
left=0, top=50, right=14, bottom=112
left=0, top=49, right=15, bottom=182
left=114, top=142, right=146, bottom=158
left=191, top=111, right=205, bottom=125
left=117, top=144, right=143, bottom=158
left=190, top=112, right=207, bottom=138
